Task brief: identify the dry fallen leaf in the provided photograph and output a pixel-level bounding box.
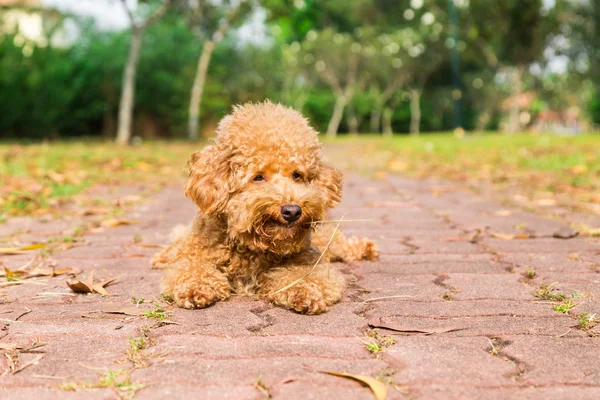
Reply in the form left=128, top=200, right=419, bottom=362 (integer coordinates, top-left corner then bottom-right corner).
left=3, top=266, right=29, bottom=281
left=321, top=371, right=387, bottom=400
left=82, top=208, right=109, bottom=216
left=582, top=228, right=600, bottom=237
left=387, top=160, right=409, bottom=173
left=534, top=198, right=557, bottom=207
left=101, top=305, right=144, bottom=316
left=101, top=219, right=138, bottom=228
left=494, top=210, right=512, bottom=217
left=491, top=233, right=530, bottom=240
left=134, top=243, right=165, bottom=249
left=0, top=243, right=46, bottom=255
left=67, top=272, right=116, bottom=296
left=368, top=317, right=469, bottom=335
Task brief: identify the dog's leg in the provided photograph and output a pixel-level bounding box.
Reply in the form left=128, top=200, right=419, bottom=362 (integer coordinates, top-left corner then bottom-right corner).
left=260, top=264, right=345, bottom=315
left=161, top=259, right=232, bottom=309
left=151, top=224, right=191, bottom=270
left=312, top=224, right=379, bottom=262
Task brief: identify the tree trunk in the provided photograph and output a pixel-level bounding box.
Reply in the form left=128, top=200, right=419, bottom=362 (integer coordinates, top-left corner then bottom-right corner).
left=116, top=28, right=143, bottom=146
left=294, top=93, right=308, bottom=112
left=347, top=103, right=359, bottom=135
left=507, top=66, right=523, bottom=133
left=382, top=107, right=393, bottom=137
left=409, top=88, right=421, bottom=135
left=188, top=40, right=216, bottom=141
left=370, top=102, right=383, bottom=133
left=326, top=95, right=347, bottom=138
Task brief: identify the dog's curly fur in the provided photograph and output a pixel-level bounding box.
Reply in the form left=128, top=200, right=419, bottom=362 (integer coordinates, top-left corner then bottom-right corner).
left=152, top=101, right=378, bottom=314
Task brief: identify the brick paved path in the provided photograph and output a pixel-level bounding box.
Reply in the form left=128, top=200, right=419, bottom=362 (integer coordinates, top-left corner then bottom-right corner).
left=1, top=172, right=599, bottom=399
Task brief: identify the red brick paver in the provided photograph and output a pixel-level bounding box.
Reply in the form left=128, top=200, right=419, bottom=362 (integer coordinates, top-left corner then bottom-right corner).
left=1, top=171, right=599, bottom=399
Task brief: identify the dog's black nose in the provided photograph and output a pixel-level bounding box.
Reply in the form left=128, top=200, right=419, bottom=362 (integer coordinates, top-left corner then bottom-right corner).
left=281, top=204, right=302, bottom=223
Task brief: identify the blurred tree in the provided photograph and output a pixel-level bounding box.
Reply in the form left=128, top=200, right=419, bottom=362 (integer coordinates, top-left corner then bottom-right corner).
left=464, top=0, right=564, bottom=132
left=116, top=0, right=171, bottom=146
left=300, top=29, right=362, bottom=137
left=180, top=0, right=253, bottom=140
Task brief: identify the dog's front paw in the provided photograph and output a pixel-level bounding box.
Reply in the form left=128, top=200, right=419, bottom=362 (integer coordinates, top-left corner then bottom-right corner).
left=280, top=284, right=328, bottom=315
left=171, top=282, right=231, bottom=309
left=348, top=237, right=379, bottom=261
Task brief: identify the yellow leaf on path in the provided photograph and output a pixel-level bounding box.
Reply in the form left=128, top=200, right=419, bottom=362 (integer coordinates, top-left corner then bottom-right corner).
left=492, top=233, right=530, bottom=240
left=571, top=164, right=588, bottom=175
left=494, top=210, right=512, bottom=217
left=583, top=228, right=600, bottom=237
left=321, top=371, right=387, bottom=400
left=3, top=267, right=28, bottom=281
left=82, top=208, right=109, bottom=216
left=101, top=219, right=137, bottom=228
left=534, top=198, right=557, bottom=207
left=387, top=160, right=409, bottom=173
left=67, top=273, right=116, bottom=296
left=0, top=243, right=46, bottom=254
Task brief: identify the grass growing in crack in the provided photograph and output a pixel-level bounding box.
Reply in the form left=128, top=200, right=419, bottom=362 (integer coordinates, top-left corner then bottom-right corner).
left=143, top=305, right=169, bottom=321
left=127, top=333, right=152, bottom=368
left=131, top=296, right=145, bottom=305
left=362, top=329, right=396, bottom=355
left=440, top=292, right=454, bottom=301
left=534, top=283, right=566, bottom=301
left=159, top=293, right=174, bottom=305
left=253, top=376, right=271, bottom=398
left=128, top=337, right=148, bottom=354
left=59, top=369, right=145, bottom=399
left=525, top=268, right=536, bottom=279
left=576, top=313, right=599, bottom=332
left=553, top=300, right=576, bottom=314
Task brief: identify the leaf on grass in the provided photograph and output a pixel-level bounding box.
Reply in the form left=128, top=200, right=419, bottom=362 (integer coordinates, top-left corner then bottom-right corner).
left=0, top=243, right=46, bottom=255
left=367, top=317, right=469, bottom=335
left=101, top=305, right=144, bottom=316
left=101, top=219, right=138, bottom=228
left=321, top=371, right=387, bottom=400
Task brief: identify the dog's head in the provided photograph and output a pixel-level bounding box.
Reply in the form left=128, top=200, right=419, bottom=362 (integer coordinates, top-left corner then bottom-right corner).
left=185, top=101, right=342, bottom=255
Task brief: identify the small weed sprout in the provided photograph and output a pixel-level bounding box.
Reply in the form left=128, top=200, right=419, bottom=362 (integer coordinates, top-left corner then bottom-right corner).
left=535, top=283, right=566, bottom=301
left=553, top=300, right=576, bottom=314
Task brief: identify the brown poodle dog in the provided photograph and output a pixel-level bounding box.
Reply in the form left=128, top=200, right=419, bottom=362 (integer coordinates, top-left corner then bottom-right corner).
left=152, top=101, right=378, bottom=314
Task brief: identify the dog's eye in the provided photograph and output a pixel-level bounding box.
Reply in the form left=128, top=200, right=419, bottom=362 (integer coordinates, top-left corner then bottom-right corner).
left=292, top=172, right=304, bottom=181
left=253, top=175, right=265, bottom=182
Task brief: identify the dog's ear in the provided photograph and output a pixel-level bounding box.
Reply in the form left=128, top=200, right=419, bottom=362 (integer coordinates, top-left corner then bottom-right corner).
left=314, top=161, right=343, bottom=208
left=184, top=145, right=230, bottom=215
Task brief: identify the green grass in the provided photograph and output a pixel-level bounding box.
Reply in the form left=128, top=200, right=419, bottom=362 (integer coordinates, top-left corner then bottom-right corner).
left=2, top=133, right=598, bottom=219
left=326, top=132, right=600, bottom=218
left=0, top=140, right=196, bottom=217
